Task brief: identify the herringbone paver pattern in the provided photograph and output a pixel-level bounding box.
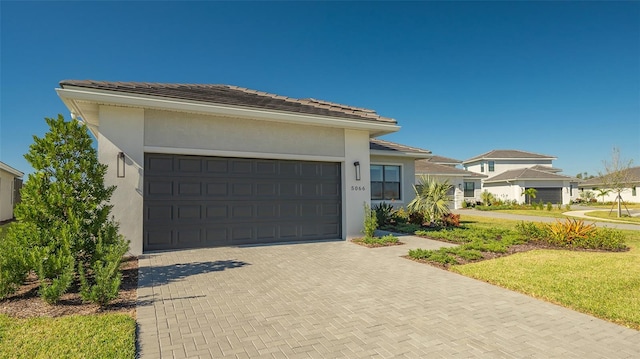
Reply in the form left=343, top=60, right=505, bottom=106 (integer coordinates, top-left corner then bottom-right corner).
left=137, top=237, right=640, bottom=358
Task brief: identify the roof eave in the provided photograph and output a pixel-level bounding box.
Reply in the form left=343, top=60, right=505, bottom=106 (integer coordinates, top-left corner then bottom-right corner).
left=0, top=162, right=24, bottom=178
left=463, top=157, right=557, bottom=164
left=56, top=86, right=400, bottom=137
left=370, top=150, right=432, bottom=159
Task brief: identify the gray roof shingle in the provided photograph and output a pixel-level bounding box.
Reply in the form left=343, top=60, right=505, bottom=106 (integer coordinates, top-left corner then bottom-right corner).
left=426, top=155, right=462, bottom=165
left=59, top=80, right=396, bottom=124
left=415, top=160, right=487, bottom=178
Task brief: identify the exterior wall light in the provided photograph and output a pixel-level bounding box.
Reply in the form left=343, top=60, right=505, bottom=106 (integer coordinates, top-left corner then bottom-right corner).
left=117, top=152, right=125, bottom=178
left=354, top=161, right=361, bottom=181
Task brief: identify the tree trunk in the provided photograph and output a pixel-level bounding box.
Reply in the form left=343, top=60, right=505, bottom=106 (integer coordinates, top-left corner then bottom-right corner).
left=617, top=193, right=622, bottom=218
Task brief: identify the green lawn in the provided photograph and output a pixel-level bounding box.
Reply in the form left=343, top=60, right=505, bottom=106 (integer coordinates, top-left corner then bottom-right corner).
left=488, top=209, right=568, bottom=218
left=0, top=314, right=136, bottom=359
left=585, top=210, right=640, bottom=224
left=451, top=216, right=640, bottom=330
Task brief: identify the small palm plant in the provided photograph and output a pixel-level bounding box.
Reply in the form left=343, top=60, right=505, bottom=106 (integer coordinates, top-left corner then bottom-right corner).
left=594, top=188, right=611, bottom=203
left=408, top=175, right=452, bottom=224
left=522, top=188, right=537, bottom=205
left=480, top=190, right=495, bottom=206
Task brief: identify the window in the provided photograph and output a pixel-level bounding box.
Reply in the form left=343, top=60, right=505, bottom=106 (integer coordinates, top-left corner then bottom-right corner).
left=488, top=161, right=495, bottom=172
left=480, top=164, right=484, bottom=172
left=370, top=165, right=401, bottom=200
left=633, top=187, right=637, bottom=196
left=464, top=182, right=475, bottom=197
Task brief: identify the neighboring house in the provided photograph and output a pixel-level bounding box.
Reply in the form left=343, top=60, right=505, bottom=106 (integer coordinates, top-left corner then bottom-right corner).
left=414, top=155, right=486, bottom=209
left=0, top=162, right=23, bottom=222
left=57, top=80, right=424, bottom=255
left=369, top=139, right=432, bottom=208
left=577, top=166, right=640, bottom=203
left=463, top=150, right=580, bottom=204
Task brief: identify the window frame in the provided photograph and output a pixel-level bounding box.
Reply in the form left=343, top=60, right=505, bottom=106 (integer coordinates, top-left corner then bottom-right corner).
left=488, top=161, right=495, bottom=172
left=463, top=181, right=475, bottom=198
left=370, top=164, right=402, bottom=201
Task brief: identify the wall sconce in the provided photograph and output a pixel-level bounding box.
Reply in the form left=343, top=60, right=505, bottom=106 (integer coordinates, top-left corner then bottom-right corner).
left=117, top=152, right=125, bottom=178
left=353, top=161, right=361, bottom=181
left=458, top=183, right=462, bottom=190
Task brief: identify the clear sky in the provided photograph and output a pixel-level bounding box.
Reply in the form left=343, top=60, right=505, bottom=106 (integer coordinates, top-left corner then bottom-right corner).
left=1, top=1, right=638, bottom=178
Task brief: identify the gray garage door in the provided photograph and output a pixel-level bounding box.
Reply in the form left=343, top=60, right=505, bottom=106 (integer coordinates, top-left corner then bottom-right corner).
left=527, top=187, right=562, bottom=204
left=143, top=154, right=342, bottom=251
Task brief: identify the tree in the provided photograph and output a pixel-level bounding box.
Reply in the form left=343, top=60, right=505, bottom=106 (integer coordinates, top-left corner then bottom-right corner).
left=1, top=115, right=128, bottom=304
left=522, top=188, right=537, bottom=205
left=407, top=175, right=452, bottom=224
left=594, top=188, right=611, bottom=203
left=599, top=147, right=634, bottom=217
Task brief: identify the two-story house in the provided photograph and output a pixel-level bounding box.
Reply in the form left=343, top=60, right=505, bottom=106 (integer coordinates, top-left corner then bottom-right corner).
left=462, top=150, right=580, bottom=205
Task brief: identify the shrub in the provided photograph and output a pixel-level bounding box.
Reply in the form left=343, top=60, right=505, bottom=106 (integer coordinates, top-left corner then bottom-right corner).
left=408, top=248, right=458, bottom=265
left=360, top=234, right=399, bottom=246
left=461, top=200, right=468, bottom=208
left=392, top=207, right=409, bottom=224
left=373, top=202, right=395, bottom=227
left=452, top=248, right=484, bottom=261
left=546, top=219, right=597, bottom=247
left=408, top=211, right=424, bottom=225
left=546, top=202, right=553, bottom=211
left=0, top=224, right=30, bottom=299
left=515, top=221, right=549, bottom=240
left=576, top=227, right=626, bottom=251
left=565, top=204, right=571, bottom=211
left=440, top=213, right=460, bottom=227
left=362, top=203, right=378, bottom=238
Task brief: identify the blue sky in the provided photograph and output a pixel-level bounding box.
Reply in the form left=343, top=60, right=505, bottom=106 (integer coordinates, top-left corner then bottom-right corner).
left=1, top=1, right=638, bottom=177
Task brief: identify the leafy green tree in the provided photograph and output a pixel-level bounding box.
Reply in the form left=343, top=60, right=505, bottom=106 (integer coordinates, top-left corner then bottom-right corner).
left=522, top=188, right=537, bottom=205
left=408, top=176, right=452, bottom=224
left=2, top=115, right=128, bottom=304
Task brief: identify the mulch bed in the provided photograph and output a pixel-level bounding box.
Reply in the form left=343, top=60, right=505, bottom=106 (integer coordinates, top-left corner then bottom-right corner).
left=0, top=256, right=138, bottom=319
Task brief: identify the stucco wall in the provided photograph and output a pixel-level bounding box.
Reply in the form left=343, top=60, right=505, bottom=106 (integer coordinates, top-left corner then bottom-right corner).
left=144, top=109, right=345, bottom=158
left=0, top=170, right=17, bottom=221
left=579, top=186, right=640, bottom=204
left=98, top=106, right=145, bottom=255
left=344, top=130, right=372, bottom=239
left=465, top=159, right=554, bottom=176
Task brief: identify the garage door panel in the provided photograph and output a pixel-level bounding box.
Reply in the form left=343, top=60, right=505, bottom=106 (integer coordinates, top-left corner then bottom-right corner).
left=144, top=154, right=341, bottom=251
left=177, top=158, right=202, bottom=173
left=178, top=182, right=202, bottom=196
left=528, top=187, right=562, bottom=204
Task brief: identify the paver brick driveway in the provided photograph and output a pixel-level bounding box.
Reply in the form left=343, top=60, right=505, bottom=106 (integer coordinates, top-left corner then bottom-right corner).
left=137, top=237, right=640, bottom=358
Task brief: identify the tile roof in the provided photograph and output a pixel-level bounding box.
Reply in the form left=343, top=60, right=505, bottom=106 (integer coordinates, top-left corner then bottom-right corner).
left=463, top=149, right=556, bottom=163
left=484, top=167, right=576, bottom=183
left=578, top=166, right=640, bottom=187
left=369, top=138, right=431, bottom=155
left=415, top=160, right=487, bottom=178
left=530, top=165, right=563, bottom=173
left=425, top=155, right=462, bottom=164
left=59, top=80, right=396, bottom=124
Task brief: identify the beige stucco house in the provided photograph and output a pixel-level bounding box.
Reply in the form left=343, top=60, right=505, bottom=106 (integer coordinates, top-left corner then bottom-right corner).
left=56, top=80, right=428, bottom=255
left=463, top=150, right=580, bottom=204
left=0, top=162, right=23, bottom=222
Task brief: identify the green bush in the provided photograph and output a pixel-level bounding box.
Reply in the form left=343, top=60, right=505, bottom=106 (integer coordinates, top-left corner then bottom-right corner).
left=0, top=115, right=129, bottom=305
left=576, top=227, right=626, bottom=251
left=393, top=223, right=421, bottom=234
left=0, top=224, right=29, bottom=299
left=565, top=204, right=571, bottom=211
left=408, top=248, right=458, bottom=265
left=546, top=202, right=553, bottom=211
left=362, top=203, right=378, bottom=238
left=373, top=202, right=395, bottom=227
left=392, top=207, right=409, bottom=224
left=452, top=248, right=484, bottom=261
left=515, top=221, right=549, bottom=240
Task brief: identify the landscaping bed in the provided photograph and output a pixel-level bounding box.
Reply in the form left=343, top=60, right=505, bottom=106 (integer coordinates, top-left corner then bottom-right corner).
left=0, top=256, right=138, bottom=318
left=351, top=235, right=404, bottom=248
